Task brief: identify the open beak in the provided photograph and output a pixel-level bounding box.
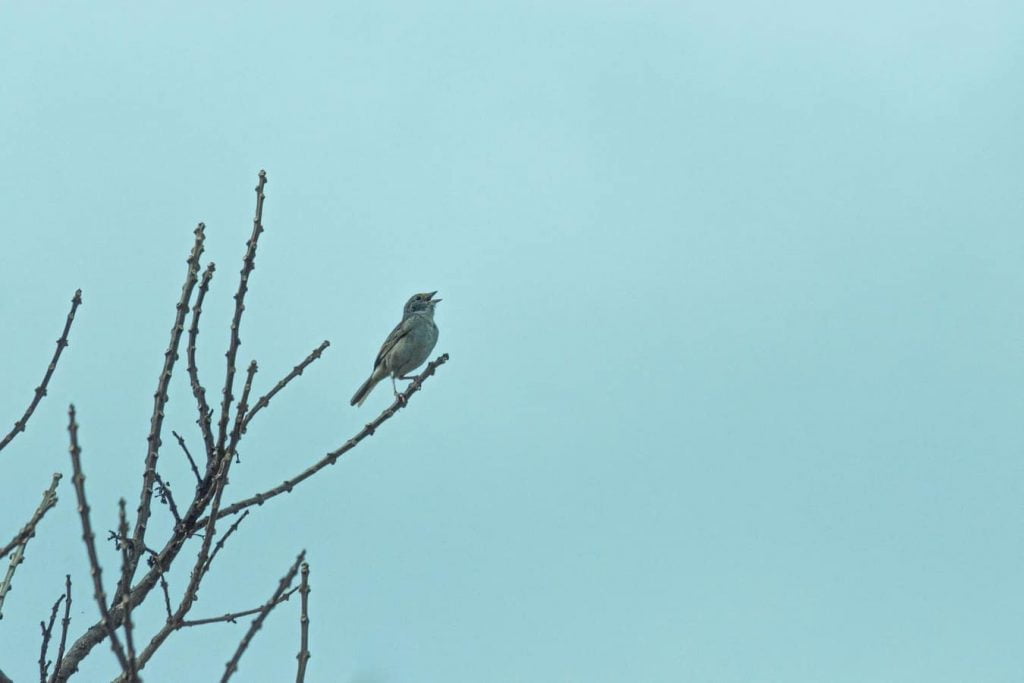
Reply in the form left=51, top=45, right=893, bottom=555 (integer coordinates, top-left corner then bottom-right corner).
left=428, top=291, right=442, bottom=304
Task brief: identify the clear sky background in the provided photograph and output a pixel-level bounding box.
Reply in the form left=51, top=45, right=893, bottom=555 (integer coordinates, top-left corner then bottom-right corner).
left=2, top=2, right=1022, bottom=681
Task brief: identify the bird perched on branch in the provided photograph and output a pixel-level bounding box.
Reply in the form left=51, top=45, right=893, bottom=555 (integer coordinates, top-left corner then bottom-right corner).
left=351, top=291, right=441, bottom=406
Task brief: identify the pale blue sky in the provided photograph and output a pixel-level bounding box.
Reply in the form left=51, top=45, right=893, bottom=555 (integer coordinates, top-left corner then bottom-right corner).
left=2, top=2, right=1023, bottom=681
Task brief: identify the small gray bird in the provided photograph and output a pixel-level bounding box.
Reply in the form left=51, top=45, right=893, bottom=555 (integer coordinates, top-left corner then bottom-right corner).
left=350, top=291, right=441, bottom=406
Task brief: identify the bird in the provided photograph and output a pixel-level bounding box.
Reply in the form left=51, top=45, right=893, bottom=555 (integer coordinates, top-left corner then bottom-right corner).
left=350, top=291, right=441, bottom=406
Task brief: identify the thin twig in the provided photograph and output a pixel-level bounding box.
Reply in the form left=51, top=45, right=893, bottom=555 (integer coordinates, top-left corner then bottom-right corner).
left=133, top=443, right=237, bottom=670
left=296, top=562, right=311, bottom=682
left=203, top=510, right=250, bottom=575
left=159, top=573, right=173, bottom=622
left=0, top=471, right=62, bottom=560
left=222, top=551, right=305, bottom=683
left=39, top=592, right=65, bottom=683
left=181, top=450, right=234, bottom=598
left=126, top=225, right=206, bottom=597
left=216, top=171, right=267, bottom=462
left=50, top=575, right=72, bottom=683
left=117, top=500, right=139, bottom=681
left=172, top=430, right=203, bottom=487
left=153, top=472, right=182, bottom=526
left=229, top=361, right=258, bottom=463
left=242, top=341, right=330, bottom=432
left=0, top=289, right=82, bottom=453
left=107, top=530, right=159, bottom=560
left=178, top=586, right=300, bottom=627
left=67, top=405, right=130, bottom=673
left=201, top=354, right=449, bottom=525
left=188, top=261, right=218, bottom=462
left=0, top=472, right=62, bottom=619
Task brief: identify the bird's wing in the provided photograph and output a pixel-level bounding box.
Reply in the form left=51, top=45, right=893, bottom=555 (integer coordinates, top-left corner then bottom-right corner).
left=373, top=317, right=415, bottom=368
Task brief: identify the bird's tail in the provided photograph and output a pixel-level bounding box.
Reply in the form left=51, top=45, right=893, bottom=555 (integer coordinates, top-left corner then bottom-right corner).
left=350, top=368, right=385, bottom=407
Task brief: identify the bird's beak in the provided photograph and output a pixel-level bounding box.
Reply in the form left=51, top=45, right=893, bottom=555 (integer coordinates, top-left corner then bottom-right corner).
left=427, top=291, right=441, bottom=304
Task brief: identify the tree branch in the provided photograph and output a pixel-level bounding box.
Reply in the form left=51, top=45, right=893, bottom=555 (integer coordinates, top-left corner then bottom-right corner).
left=116, top=499, right=139, bottom=681
left=38, top=589, right=65, bottom=683
left=178, top=586, right=300, bottom=627
left=0, top=472, right=62, bottom=562
left=126, top=225, right=206, bottom=596
left=187, top=261, right=218, bottom=462
left=203, top=510, right=249, bottom=576
left=49, top=173, right=450, bottom=681
left=229, top=361, right=258, bottom=463
left=202, top=353, right=449, bottom=524
left=132, top=435, right=238, bottom=671
left=53, top=352, right=449, bottom=682
left=66, top=405, right=131, bottom=674
left=153, top=472, right=183, bottom=527
left=295, top=562, right=311, bottom=682
left=242, top=341, right=330, bottom=433
left=0, top=289, right=82, bottom=453
left=0, top=472, right=62, bottom=619
left=52, top=179, right=268, bottom=680
left=216, top=171, right=267, bottom=462
left=49, top=575, right=72, bottom=683
left=222, top=551, right=305, bottom=682
left=159, top=572, right=173, bottom=622
left=171, top=430, right=203, bottom=488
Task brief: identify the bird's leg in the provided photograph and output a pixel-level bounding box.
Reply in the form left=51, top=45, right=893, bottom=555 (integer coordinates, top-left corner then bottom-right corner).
left=397, top=374, right=420, bottom=403
left=392, top=375, right=407, bottom=405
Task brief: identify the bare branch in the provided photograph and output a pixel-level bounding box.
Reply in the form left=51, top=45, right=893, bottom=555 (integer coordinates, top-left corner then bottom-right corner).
left=171, top=430, right=203, bottom=487
left=50, top=575, right=72, bottom=683
left=296, top=562, right=311, bottom=682
left=61, top=397, right=268, bottom=677
left=203, top=353, right=449, bottom=524
left=66, top=404, right=131, bottom=673
left=179, top=453, right=233, bottom=601
left=39, top=590, right=65, bottom=683
left=203, top=510, right=250, bottom=576
left=178, top=586, right=300, bottom=627
left=222, top=551, right=305, bottom=683
left=0, top=541, right=30, bottom=621
left=159, top=573, right=173, bottom=622
left=0, top=471, right=61, bottom=561
left=56, top=356, right=449, bottom=681
left=126, top=225, right=206, bottom=596
left=50, top=174, right=450, bottom=681
left=133, top=443, right=237, bottom=671
left=0, top=289, right=82, bottom=453
left=216, top=171, right=267, bottom=461
left=53, top=178, right=269, bottom=679
left=242, top=341, right=330, bottom=432
left=0, top=472, right=62, bottom=619
left=107, top=532, right=159, bottom=561
left=187, top=261, right=218, bottom=461
left=56, top=523, right=196, bottom=681
left=153, top=472, right=182, bottom=527
left=187, top=453, right=235, bottom=593
left=117, top=500, right=139, bottom=681
left=229, top=361, right=258, bottom=463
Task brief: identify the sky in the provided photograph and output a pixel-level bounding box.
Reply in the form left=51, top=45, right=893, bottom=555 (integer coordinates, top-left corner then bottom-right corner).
left=1, top=1, right=1023, bottom=681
